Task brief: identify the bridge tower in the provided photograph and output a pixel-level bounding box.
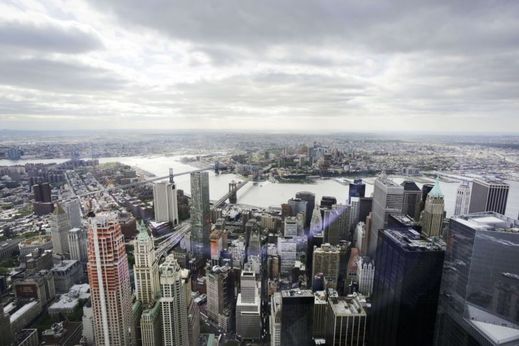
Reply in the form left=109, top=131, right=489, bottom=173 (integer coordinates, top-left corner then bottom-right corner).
left=169, top=168, right=174, bottom=183
left=228, top=181, right=237, bottom=204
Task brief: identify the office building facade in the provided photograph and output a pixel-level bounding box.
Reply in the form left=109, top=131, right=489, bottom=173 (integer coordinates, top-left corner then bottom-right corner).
left=190, top=172, right=211, bottom=261
left=370, top=228, right=444, bottom=346
left=469, top=179, right=509, bottom=215
left=435, top=213, right=519, bottom=346
left=87, top=214, right=134, bottom=346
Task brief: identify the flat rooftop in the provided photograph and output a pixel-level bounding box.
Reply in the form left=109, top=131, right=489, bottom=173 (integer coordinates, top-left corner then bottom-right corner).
left=329, top=296, right=366, bottom=317
left=385, top=228, right=444, bottom=252
left=454, top=212, right=519, bottom=233
left=281, top=289, right=314, bottom=298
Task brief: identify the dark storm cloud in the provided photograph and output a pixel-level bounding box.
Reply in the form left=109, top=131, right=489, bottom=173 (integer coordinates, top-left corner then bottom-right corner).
left=0, top=19, right=103, bottom=53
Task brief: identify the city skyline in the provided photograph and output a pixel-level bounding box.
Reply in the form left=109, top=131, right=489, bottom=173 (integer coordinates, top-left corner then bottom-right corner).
left=1, top=0, right=519, bottom=132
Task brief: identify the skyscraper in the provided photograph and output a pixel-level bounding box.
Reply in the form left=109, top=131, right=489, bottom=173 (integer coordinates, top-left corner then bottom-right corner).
left=68, top=227, right=87, bottom=263
left=160, top=255, right=189, bottom=346
left=87, top=214, right=134, bottom=346
left=235, top=271, right=261, bottom=340
left=348, top=178, right=366, bottom=204
left=468, top=179, right=509, bottom=215
left=295, top=191, right=315, bottom=230
left=312, top=243, right=340, bottom=290
left=357, top=256, right=375, bottom=297
left=134, top=221, right=160, bottom=307
left=153, top=170, right=179, bottom=225
left=454, top=180, right=471, bottom=216
left=140, top=302, right=162, bottom=346
left=323, top=204, right=350, bottom=245
left=435, top=213, right=519, bottom=346
left=421, top=178, right=445, bottom=238
left=206, top=264, right=235, bottom=331
left=370, top=175, right=404, bottom=256
left=63, top=197, right=82, bottom=228
left=401, top=180, right=421, bottom=219
left=51, top=203, right=71, bottom=256
left=326, top=294, right=367, bottom=346
left=190, top=172, right=211, bottom=262
left=280, top=289, right=314, bottom=346
left=370, top=228, right=444, bottom=346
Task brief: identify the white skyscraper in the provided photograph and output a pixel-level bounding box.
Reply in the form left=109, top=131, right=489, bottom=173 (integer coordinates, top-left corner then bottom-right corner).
left=134, top=221, right=160, bottom=307
left=68, top=227, right=87, bottom=263
left=454, top=180, right=471, bottom=216
left=63, top=197, right=82, bottom=228
left=421, top=178, right=445, bottom=238
left=153, top=169, right=179, bottom=225
left=235, top=271, right=261, bottom=340
left=160, top=255, right=189, bottom=346
left=357, top=257, right=375, bottom=297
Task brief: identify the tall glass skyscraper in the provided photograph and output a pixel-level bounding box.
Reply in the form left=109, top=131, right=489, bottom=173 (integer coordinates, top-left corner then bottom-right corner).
left=190, top=172, right=211, bottom=262
left=435, top=212, right=519, bottom=346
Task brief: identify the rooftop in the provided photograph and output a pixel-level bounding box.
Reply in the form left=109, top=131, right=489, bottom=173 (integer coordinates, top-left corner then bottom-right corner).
left=281, top=289, right=313, bottom=298
left=384, top=228, right=444, bottom=252
left=454, top=212, right=519, bottom=233
left=329, top=296, right=366, bottom=317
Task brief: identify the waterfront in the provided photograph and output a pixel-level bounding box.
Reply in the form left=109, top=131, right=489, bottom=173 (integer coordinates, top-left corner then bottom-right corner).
left=2, top=155, right=519, bottom=218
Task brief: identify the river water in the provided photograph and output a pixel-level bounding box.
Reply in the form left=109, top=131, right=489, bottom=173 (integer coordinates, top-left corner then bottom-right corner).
left=2, top=155, right=518, bottom=218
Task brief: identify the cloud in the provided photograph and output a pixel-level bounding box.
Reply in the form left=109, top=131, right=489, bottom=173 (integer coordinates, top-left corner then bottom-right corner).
left=0, top=0, right=518, bottom=132
left=0, top=57, right=127, bottom=92
left=0, top=18, right=103, bottom=53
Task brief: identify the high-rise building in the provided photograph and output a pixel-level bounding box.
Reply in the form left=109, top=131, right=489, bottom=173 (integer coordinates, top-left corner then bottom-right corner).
left=401, top=180, right=421, bottom=219
left=51, top=203, right=71, bottom=256
left=355, top=222, right=369, bottom=256
left=356, top=256, right=374, bottom=297
left=284, top=216, right=299, bottom=237
left=468, top=179, right=509, bottom=215
left=0, top=303, right=13, bottom=346
left=358, top=197, right=373, bottom=225
left=33, top=182, right=52, bottom=202
left=160, top=255, right=189, bottom=346
left=190, top=172, right=211, bottom=262
left=295, top=191, right=315, bottom=229
left=320, top=196, right=337, bottom=209
left=68, top=227, right=87, bottom=264
left=312, top=243, right=340, bottom=290
left=280, top=289, right=314, bottom=346
left=421, top=179, right=445, bottom=238
left=87, top=214, right=134, bottom=346
left=140, top=302, right=162, bottom=346
left=270, top=292, right=282, bottom=346
left=236, top=271, right=261, bottom=340
left=454, top=180, right=471, bottom=216
left=206, top=264, right=234, bottom=330
left=153, top=171, right=179, bottom=225
left=134, top=221, right=160, bottom=307
left=435, top=213, right=519, bottom=346
left=370, top=175, right=404, bottom=256
left=416, top=183, right=434, bottom=220
left=288, top=198, right=307, bottom=221
left=370, top=228, right=444, bottom=346
left=62, top=198, right=82, bottom=228
left=323, top=204, right=350, bottom=245
left=326, top=294, right=367, bottom=346
left=348, top=178, right=366, bottom=204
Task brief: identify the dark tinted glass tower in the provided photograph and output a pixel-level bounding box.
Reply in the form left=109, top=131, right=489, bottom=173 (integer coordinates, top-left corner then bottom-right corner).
left=280, top=289, right=314, bottom=346
left=435, top=213, right=519, bottom=346
left=190, top=172, right=211, bottom=262
left=348, top=178, right=366, bottom=204
left=401, top=180, right=421, bottom=219
left=370, top=228, right=445, bottom=346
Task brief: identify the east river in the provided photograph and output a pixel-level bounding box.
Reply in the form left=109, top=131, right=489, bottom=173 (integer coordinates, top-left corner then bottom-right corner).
left=1, top=155, right=518, bottom=218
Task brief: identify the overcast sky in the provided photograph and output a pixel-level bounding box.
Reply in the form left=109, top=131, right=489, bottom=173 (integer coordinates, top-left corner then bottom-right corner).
left=1, top=0, right=518, bottom=133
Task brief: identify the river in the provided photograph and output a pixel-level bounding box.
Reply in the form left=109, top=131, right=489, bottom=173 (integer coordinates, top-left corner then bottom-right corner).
left=1, top=155, right=518, bottom=218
